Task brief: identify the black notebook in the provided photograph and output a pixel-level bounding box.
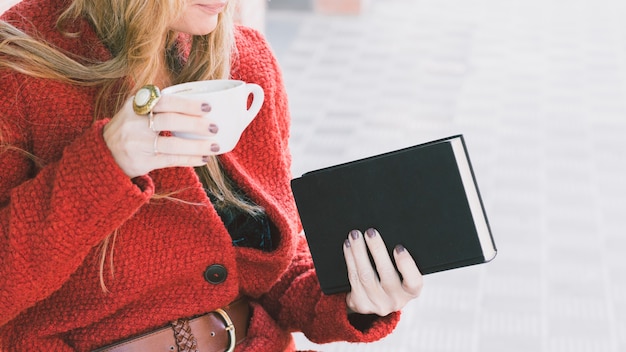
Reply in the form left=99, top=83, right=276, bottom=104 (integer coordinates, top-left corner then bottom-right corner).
left=291, top=135, right=496, bottom=295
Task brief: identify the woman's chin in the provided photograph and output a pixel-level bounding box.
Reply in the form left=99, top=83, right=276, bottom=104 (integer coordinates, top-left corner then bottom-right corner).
left=171, top=15, right=219, bottom=36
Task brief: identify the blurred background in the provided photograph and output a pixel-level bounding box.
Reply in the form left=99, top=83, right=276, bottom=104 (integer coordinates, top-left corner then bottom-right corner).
left=2, top=0, right=625, bottom=351
left=264, top=0, right=626, bottom=351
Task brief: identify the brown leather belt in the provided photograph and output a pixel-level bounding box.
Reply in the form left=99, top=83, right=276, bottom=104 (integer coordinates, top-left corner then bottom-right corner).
left=93, top=298, right=249, bottom=352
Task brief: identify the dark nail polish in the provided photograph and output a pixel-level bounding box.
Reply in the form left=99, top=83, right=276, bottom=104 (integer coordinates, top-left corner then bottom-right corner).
left=350, top=230, right=360, bottom=240
left=209, top=124, right=219, bottom=134
left=344, top=239, right=351, bottom=248
left=202, top=156, right=210, bottom=163
left=395, top=244, right=406, bottom=253
left=210, top=144, right=220, bottom=153
left=366, top=228, right=377, bottom=238
left=201, top=103, right=212, bottom=112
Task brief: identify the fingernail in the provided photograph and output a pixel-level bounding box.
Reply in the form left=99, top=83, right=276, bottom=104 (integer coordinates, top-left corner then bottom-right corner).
left=202, top=155, right=211, bottom=163
left=350, top=230, right=360, bottom=240
left=366, top=228, right=377, bottom=238
left=209, top=124, right=219, bottom=134
left=210, top=143, right=220, bottom=153
left=344, top=239, right=351, bottom=248
left=201, top=103, right=212, bottom=112
left=395, top=244, right=406, bottom=253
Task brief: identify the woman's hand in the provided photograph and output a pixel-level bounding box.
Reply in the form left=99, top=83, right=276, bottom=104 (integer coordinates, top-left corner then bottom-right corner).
left=103, top=94, right=222, bottom=178
left=343, top=228, right=423, bottom=316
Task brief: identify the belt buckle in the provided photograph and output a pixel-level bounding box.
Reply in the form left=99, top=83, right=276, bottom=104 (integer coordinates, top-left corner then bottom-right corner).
left=213, top=308, right=236, bottom=352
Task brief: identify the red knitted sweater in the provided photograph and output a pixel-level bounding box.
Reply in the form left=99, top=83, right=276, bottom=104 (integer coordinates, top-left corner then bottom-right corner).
left=0, top=0, right=400, bottom=351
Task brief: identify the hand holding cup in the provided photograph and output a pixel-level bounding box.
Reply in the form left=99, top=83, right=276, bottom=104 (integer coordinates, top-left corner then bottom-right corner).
left=103, top=79, right=265, bottom=178
left=162, top=79, right=265, bottom=153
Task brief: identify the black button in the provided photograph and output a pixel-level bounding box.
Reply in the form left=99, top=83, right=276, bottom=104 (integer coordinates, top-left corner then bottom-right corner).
left=204, top=264, right=227, bottom=284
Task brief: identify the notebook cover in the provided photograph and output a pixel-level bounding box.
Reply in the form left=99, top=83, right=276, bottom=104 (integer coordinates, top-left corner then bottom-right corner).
left=291, top=135, right=496, bottom=294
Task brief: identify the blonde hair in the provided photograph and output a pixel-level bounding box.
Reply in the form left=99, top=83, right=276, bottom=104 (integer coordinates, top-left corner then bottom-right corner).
left=0, top=0, right=261, bottom=292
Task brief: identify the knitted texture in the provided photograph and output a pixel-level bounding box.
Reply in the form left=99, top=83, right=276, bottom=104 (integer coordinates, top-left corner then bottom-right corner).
left=0, top=0, right=400, bottom=351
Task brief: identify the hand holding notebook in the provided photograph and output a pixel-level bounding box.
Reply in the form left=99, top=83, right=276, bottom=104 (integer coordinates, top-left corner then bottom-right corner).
left=291, top=135, right=497, bottom=295
left=342, top=227, right=424, bottom=315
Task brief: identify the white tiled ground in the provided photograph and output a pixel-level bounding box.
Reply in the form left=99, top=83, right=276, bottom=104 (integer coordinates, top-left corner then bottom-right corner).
left=267, top=0, right=626, bottom=351
left=0, top=0, right=17, bottom=13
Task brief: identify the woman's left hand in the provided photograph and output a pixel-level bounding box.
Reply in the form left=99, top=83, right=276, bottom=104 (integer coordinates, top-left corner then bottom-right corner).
left=343, top=228, right=423, bottom=316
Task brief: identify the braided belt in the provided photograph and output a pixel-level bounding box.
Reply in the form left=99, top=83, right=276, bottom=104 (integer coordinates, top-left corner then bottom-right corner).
left=94, top=298, right=249, bottom=352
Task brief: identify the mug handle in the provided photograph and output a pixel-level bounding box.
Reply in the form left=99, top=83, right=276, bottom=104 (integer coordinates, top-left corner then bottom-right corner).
left=243, top=83, right=265, bottom=125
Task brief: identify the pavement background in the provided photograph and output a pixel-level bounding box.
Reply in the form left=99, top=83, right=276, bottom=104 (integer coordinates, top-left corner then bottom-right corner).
left=266, top=0, right=626, bottom=351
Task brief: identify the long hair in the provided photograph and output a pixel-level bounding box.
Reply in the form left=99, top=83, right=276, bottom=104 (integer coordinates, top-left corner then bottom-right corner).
left=0, top=0, right=261, bottom=292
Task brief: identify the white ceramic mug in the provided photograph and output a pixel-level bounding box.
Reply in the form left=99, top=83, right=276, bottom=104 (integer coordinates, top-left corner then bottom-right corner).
left=162, top=79, right=264, bottom=153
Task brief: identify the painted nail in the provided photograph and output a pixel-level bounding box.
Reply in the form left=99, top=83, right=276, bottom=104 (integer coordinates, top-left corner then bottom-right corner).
left=210, top=143, right=220, bottom=153
left=209, top=124, right=219, bottom=134
left=350, top=230, right=360, bottom=240
left=395, top=244, right=406, bottom=253
left=201, top=103, right=212, bottom=112
left=344, top=239, right=351, bottom=248
left=366, top=228, right=377, bottom=238
left=202, top=155, right=211, bottom=163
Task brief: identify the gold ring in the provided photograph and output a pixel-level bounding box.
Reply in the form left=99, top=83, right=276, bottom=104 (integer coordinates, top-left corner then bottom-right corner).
left=133, top=84, right=161, bottom=115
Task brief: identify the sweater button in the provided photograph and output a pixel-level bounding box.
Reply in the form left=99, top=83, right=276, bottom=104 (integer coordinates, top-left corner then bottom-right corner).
left=204, top=264, right=227, bottom=284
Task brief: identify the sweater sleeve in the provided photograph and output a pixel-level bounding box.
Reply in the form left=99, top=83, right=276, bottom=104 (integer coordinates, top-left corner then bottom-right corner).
left=0, top=74, right=154, bottom=327
left=231, top=26, right=401, bottom=343
left=262, top=234, right=401, bottom=343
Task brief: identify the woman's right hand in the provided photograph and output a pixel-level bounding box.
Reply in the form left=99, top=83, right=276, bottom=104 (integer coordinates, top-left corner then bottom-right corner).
left=103, top=94, right=221, bottom=178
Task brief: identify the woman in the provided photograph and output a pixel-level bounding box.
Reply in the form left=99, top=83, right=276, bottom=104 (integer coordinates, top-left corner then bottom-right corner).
left=0, top=0, right=423, bottom=351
